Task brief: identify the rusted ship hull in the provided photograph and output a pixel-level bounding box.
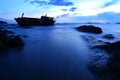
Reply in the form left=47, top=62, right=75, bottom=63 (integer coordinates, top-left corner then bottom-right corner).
left=15, top=17, right=55, bottom=26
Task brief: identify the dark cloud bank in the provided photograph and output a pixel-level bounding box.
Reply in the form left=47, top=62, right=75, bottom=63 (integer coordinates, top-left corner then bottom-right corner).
left=61, top=7, right=77, bottom=12
left=29, top=0, right=74, bottom=6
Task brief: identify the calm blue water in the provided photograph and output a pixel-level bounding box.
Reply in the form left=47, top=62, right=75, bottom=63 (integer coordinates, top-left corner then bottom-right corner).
left=0, top=23, right=120, bottom=80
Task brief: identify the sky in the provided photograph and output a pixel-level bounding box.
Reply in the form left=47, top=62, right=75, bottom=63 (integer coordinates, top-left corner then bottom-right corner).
left=0, top=0, right=120, bottom=23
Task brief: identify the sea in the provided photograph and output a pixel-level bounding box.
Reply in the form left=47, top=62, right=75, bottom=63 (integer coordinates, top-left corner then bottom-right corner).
left=0, top=23, right=120, bottom=80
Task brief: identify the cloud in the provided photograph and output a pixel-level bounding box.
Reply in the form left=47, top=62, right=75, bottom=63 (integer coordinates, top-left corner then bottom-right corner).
left=96, top=12, right=120, bottom=22
left=61, top=7, right=77, bottom=12
left=73, top=13, right=79, bottom=15
left=30, top=0, right=47, bottom=6
left=69, top=7, right=77, bottom=11
left=29, top=0, right=73, bottom=6
left=91, top=19, right=107, bottom=23
left=24, top=0, right=29, bottom=2
left=78, top=12, right=120, bottom=23
left=56, top=12, right=120, bottom=23
left=57, top=13, right=70, bottom=18
left=61, top=9, right=67, bottom=11
left=48, top=0, right=73, bottom=6
left=102, top=0, right=118, bottom=8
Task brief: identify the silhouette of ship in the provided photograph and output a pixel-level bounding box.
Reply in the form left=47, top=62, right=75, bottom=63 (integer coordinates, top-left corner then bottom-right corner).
left=15, top=13, right=55, bottom=26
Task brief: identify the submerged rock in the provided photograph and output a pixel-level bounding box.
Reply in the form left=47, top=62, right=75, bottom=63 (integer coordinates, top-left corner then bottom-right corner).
left=8, top=36, right=24, bottom=48
left=17, top=34, right=28, bottom=38
left=82, top=35, right=106, bottom=46
left=0, top=30, right=9, bottom=44
left=93, top=41, right=120, bottom=65
left=82, top=34, right=120, bottom=79
left=76, top=25, right=102, bottom=34
left=93, top=41, right=120, bottom=53
left=0, top=29, right=24, bottom=50
left=102, top=34, right=115, bottom=39
left=91, top=41, right=120, bottom=80
left=0, top=29, right=14, bottom=34
left=0, top=21, right=7, bottom=25
left=0, top=42, right=7, bottom=50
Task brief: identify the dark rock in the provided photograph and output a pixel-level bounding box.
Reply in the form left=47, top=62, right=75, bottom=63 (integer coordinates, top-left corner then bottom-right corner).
left=92, top=41, right=120, bottom=80
left=17, top=35, right=28, bottom=38
left=0, top=21, right=7, bottom=25
left=8, top=36, right=24, bottom=48
left=102, top=34, right=115, bottom=39
left=0, top=28, right=25, bottom=50
left=22, top=35, right=28, bottom=38
left=7, top=31, right=14, bottom=34
left=0, top=29, right=14, bottom=34
left=0, top=31, right=9, bottom=44
left=82, top=35, right=106, bottom=46
left=93, top=41, right=120, bottom=53
left=83, top=34, right=120, bottom=80
left=0, top=42, right=7, bottom=50
left=76, top=25, right=102, bottom=34
left=0, top=27, right=4, bottom=30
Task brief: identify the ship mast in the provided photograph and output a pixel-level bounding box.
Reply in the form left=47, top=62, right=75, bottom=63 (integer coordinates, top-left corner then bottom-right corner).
left=22, top=13, right=24, bottom=18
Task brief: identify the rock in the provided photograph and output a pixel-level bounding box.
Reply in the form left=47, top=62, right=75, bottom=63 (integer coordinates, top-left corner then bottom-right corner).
left=83, top=33, right=120, bottom=79
left=0, top=28, right=25, bottom=50
left=82, top=35, right=106, bottom=46
left=0, top=27, right=4, bottom=30
left=0, top=42, right=7, bottom=50
left=8, top=36, right=24, bottom=48
left=22, top=35, right=28, bottom=38
left=17, top=34, right=28, bottom=38
left=76, top=25, right=102, bottom=34
left=93, top=41, right=120, bottom=53
left=0, top=21, right=7, bottom=25
left=0, top=30, right=9, bottom=44
left=102, top=34, right=115, bottom=39
left=92, top=41, right=120, bottom=79
left=0, top=29, right=14, bottom=34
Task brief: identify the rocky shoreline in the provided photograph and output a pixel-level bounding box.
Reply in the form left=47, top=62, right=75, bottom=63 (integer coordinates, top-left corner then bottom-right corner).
left=76, top=25, right=120, bottom=80
left=0, top=26, right=25, bottom=52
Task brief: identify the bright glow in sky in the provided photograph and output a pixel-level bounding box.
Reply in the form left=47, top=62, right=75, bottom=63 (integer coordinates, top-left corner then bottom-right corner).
left=0, top=0, right=120, bottom=23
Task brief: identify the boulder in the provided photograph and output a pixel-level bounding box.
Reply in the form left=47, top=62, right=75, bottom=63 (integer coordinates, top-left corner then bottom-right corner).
left=82, top=35, right=106, bottom=46
left=0, top=30, right=9, bottom=44
left=0, top=42, right=7, bottom=50
left=102, top=34, right=115, bottom=39
left=0, top=27, right=4, bottom=30
left=93, top=41, right=120, bottom=53
left=0, top=21, right=7, bottom=25
left=17, top=34, right=28, bottom=38
left=8, top=36, right=24, bottom=48
left=0, top=29, right=14, bottom=34
left=92, top=41, right=120, bottom=80
left=76, top=25, right=102, bottom=34
left=0, top=29, right=24, bottom=50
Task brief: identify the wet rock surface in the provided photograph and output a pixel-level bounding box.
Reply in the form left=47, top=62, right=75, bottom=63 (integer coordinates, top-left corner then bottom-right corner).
left=76, top=25, right=102, bottom=34
left=0, top=27, right=24, bottom=51
left=92, top=41, right=120, bottom=80
left=82, top=35, right=120, bottom=80
left=0, top=21, right=7, bottom=25
left=82, top=35, right=106, bottom=46
left=93, top=41, right=120, bottom=53
left=102, top=34, right=115, bottom=39
left=8, top=36, right=24, bottom=48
